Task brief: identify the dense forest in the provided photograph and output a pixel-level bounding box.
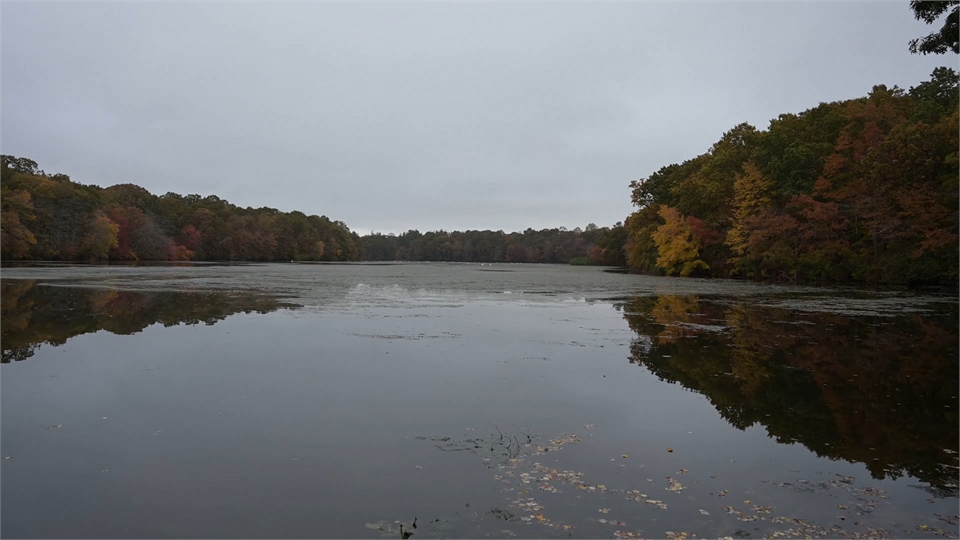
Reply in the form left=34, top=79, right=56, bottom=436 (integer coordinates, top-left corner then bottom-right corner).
left=624, top=67, right=959, bottom=284
left=0, top=156, right=360, bottom=262
left=358, top=226, right=627, bottom=265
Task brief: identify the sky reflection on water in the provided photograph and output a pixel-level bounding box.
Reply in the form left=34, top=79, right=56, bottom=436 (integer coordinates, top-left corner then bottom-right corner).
left=1, top=264, right=957, bottom=539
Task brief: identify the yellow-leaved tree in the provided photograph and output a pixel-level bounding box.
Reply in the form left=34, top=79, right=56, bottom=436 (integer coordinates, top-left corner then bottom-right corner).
left=78, top=214, right=119, bottom=261
left=651, top=205, right=709, bottom=276
left=726, top=161, right=774, bottom=271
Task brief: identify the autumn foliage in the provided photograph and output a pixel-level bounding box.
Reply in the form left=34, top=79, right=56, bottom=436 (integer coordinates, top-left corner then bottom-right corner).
left=625, top=68, right=959, bottom=284
left=0, top=159, right=359, bottom=262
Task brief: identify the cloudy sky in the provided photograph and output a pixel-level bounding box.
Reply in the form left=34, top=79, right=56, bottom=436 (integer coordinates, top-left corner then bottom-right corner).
left=2, top=2, right=950, bottom=234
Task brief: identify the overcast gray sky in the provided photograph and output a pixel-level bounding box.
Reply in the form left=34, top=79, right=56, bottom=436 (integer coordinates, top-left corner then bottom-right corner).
left=2, top=2, right=951, bottom=234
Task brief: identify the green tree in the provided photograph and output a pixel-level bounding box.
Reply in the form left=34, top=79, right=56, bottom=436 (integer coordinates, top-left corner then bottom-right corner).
left=908, top=1, right=959, bottom=55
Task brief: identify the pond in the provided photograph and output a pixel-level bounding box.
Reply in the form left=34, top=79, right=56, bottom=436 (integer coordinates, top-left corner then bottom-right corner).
left=1, top=262, right=957, bottom=539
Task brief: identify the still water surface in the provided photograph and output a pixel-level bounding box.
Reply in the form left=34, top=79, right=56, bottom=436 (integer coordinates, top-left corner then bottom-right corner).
left=1, top=263, right=957, bottom=539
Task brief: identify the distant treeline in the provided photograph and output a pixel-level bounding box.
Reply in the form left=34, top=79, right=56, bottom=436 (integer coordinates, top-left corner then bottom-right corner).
left=623, top=67, right=959, bottom=284
left=0, top=157, right=359, bottom=262
left=0, top=154, right=627, bottom=266
left=357, top=226, right=627, bottom=265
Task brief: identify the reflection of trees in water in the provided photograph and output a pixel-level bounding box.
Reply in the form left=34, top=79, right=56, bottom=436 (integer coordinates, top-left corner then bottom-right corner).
left=1, top=280, right=288, bottom=363
left=619, top=294, right=959, bottom=494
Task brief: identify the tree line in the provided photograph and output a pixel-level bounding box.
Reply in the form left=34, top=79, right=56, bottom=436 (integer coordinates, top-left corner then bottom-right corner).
left=358, top=225, right=627, bottom=265
left=0, top=155, right=627, bottom=266
left=0, top=157, right=359, bottom=262
left=623, top=67, right=958, bottom=284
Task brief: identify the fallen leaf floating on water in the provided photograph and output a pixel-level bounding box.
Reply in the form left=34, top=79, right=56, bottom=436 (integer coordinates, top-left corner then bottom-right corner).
left=699, top=509, right=710, bottom=515
left=599, top=508, right=610, bottom=514
left=677, top=469, right=688, bottom=474
left=613, top=532, right=644, bottom=539
left=665, top=478, right=685, bottom=492
left=622, top=454, right=628, bottom=458
left=665, top=532, right=688, bottom=540
left=667, top=448, right=673, bottom=453
left=582, top=424, right=597, bottom=430
left=47, top=425, right=62, bottom=430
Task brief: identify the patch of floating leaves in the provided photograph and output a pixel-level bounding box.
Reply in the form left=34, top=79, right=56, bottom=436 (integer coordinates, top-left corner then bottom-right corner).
left=935, top=514, right=959, bottom=526
left=768, top=474, right=889, bottom=499
left=721, top=505, right=762, bottom=522
left=510, top=497, right=543, bottom=513
left=529, top=434, right=581, bottom=455
left=623, top=490, right=668, bottom=509
left=763, top=516, right=893, bottom=539
left=917, top=524, right=956, bottom=537
left=416, top=427, right=954, bottom=540
left=665, top=477, right=685, bottom=492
